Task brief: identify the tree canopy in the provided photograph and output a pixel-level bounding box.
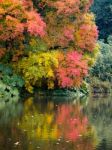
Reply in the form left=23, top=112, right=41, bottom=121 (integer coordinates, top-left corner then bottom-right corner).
left=0, top=0, right=99, bottom=93
left=91, top=0, right=112, bottom=40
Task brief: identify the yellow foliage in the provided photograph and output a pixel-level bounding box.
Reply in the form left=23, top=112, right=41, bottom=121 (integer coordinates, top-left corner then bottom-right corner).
left=83, top=13, right=95, bottom=24
left=83, top=43, right=100, bottom=67
left=16, top=51, right=59, bottom=93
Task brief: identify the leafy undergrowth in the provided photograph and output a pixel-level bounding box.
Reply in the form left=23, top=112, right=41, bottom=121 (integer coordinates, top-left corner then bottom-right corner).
left=0, top=64, right=24, bottom=102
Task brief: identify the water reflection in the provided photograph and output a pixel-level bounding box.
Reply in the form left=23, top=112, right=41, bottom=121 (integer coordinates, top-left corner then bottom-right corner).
left=0, top=102, right=23, bottom=125
left=84, top=95, right=112, bottom=150
left=0, top=94, right=111, bottom=150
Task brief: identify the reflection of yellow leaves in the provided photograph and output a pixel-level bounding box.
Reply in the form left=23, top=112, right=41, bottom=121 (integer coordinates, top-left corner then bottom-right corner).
left=46, top=114, right=53, bottom=124
left=50, top=125, right=58, bottom=139
left=24, top=97, right=33, bottom=112
left=19, top=98, right=59, bottom=141
left=42, top=125, right=49, bottom=139
left=36, top=127, right=41, bottom=138
left=48, top=102, right=54, bottom=110
left=25, top=97, right=33, bottom=106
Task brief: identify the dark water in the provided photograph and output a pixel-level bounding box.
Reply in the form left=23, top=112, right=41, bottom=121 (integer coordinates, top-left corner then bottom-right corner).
left=0, top=94, right=112, bottom=150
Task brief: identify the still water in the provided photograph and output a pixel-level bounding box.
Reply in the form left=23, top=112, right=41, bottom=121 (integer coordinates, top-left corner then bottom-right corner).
left=0, top=94, right=112, bottom=150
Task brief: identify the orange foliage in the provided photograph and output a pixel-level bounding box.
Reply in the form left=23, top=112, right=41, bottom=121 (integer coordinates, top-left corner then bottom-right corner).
left=0, top=0, right=46, bottom=60
left=0, top=0, right=99, bottom=90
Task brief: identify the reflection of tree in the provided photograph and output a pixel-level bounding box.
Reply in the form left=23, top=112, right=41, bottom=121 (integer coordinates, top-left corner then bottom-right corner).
left=84, top=95, right=112, bottom=149
left=0, top=101, right=27, bottom=150
left=56, top=104, right=88, bottom=141
left=17, top=97, right=97, bottom=150
left=0, top=96, right=98, bottom=150
left=0, top=125, right=29, bottom=150
left=19, top=97, right=59, bottom=140
left=0, top=102, right=23, bottom=125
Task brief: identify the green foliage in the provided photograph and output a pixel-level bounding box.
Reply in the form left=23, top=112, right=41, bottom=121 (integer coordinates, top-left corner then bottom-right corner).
left=90, top=77, right=111, bottom=93
left=0, top=64, right=24, bottom=88
left=0, top=100, right=22, bottom=124
left=91, top=38, right=112, bottom=83
left=25, top=37, right=48, bottom=53
left=0, top=80, right=19, bottom=102
left=79, top=81, right=89, bottom=95
left=91, top=0, right=112, bottom=40
left=0, top=64, right=24, bottom=102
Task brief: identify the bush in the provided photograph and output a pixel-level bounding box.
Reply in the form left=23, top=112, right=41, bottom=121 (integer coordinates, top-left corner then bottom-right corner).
left=91, top=37, right=112, bottom=83
left=0, top=64, right=24, bottom=101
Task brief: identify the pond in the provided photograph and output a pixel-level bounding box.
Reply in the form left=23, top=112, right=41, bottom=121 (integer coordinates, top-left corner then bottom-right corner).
left=0, top=94, right=112, bottom=150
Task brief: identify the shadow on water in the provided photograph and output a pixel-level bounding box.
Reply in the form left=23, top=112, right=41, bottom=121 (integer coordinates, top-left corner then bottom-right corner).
left=0, top=93, right=112, bottom=150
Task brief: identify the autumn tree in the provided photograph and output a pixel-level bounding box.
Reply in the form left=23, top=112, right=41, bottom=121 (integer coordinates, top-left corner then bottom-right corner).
left=0, top=0, right=46, bottom=61
left=0, top=0, right=99, bottom=93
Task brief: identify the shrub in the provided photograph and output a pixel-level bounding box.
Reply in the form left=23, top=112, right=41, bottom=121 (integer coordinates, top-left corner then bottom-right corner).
left=16, top=51, right=59, bottom=92
left=0, top=63, right=24, bottom=101
left=91, top=38, right=112, bottom=82
left=56, top=51, right=88, bottom=88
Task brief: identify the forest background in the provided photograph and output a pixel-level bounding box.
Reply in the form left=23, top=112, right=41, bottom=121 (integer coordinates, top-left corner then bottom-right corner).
left=0, top=0, right=112, bottom=100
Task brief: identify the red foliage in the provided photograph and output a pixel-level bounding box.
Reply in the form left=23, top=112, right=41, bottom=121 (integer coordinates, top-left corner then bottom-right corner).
left=48, top=0, right=93, bottom=16
left=53, top=0, right=80, bottom=15
left=0, top=0, right=46, bottom=42
left=26, top=10, right=46, bottom=37
left=56, top=51, right=88, bottom=88
left=59, top=26, right=74, bottom=46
